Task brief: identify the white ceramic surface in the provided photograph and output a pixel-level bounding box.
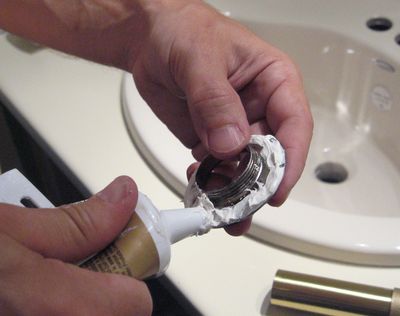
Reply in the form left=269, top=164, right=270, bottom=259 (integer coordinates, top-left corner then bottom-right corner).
left=123, top=0, right=400, bottom=266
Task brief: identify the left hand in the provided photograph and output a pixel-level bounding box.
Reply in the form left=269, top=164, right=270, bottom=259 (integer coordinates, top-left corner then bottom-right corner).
left=0, top=176, right=152, bottom=315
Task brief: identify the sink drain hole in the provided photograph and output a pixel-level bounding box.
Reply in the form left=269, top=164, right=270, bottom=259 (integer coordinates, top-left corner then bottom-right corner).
left=315, top=162, right=348, bottom=184
left=367, top=17, right=392, bottom=32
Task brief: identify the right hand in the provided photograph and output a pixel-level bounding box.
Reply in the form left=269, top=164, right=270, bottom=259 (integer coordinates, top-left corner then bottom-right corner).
left=0, top=176, right=152, bottom=315
left=131, top=0, right=313, bottom=208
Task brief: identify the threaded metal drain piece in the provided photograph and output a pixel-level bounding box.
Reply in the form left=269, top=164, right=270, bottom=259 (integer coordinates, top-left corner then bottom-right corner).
left=196, top=144, right=269, bottom=208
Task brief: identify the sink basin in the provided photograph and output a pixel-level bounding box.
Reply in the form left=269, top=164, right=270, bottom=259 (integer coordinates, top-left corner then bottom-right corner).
left=240, top=19, right=400, bottom=216
left=122, top=0, right=400, bottom=265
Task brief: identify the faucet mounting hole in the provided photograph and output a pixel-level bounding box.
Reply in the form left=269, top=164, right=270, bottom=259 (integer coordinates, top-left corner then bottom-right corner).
left=315, top=162, right=348, bottom=184
left=367, top=17, right=392, bottom=32
left=395, top=34, right=400, bottom=46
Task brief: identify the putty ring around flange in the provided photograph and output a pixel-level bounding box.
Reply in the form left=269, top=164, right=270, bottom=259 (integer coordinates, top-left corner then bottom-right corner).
left=184, top=135, right=286, bottom=228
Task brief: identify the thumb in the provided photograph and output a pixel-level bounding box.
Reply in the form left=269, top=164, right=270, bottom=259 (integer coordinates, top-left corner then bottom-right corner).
left=182, top=63, right=250, bottom=159
left=0, top=176, right=137, bottom=262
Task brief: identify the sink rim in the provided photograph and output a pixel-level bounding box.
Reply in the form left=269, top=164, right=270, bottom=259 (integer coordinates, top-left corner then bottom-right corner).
left=121, top=0, right=400, bottom=265
left=122, top=73, right=400, bottom=266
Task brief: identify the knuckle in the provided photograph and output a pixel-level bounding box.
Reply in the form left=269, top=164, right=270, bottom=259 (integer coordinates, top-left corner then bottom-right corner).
left=30, top=260, right=78, bottom=316
left=305, top=110, right=314, bottom=130
left=136, top=285, right=153, bottom=316
left=58, top=203, right=96, bottom=246
left=274, top=58, right=299, bottom=82
left=189, top=89, right=240, bottom=120
left=103, top=274, right=153, bottom=316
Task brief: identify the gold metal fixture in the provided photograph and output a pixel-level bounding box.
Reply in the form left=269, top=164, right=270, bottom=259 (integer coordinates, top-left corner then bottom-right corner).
left=271, top=270, right=400, bottom=315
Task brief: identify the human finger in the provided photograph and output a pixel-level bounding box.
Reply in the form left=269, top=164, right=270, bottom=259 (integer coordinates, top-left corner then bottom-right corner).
left=235, top=54, right=312, bottom=205
left=132, top=71, right=200, bottom=150
left=175, top=49, right=251, bottom=159
left=0, top=176, right=138, bottom=262
left=262, top=60, right=313, bottom=205
left=224, top=217, right=252, bottom=236
left=0, top=233, right=151, bottom=315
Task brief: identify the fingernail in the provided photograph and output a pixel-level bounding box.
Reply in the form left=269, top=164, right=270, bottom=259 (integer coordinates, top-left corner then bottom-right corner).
left=208, top=124, right=245, bottom=154
left=96, top=177, right=131, bottom=204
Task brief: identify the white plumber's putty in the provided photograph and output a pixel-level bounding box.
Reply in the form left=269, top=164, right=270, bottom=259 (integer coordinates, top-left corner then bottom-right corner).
left=184, top=135, right=285, bottom=228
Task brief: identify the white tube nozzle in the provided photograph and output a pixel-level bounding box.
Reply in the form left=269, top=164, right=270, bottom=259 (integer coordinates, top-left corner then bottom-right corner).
left=160, top=207, right=211, bottom=244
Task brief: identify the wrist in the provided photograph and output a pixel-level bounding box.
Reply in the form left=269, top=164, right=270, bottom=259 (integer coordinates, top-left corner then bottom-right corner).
left=137, top=0, right=202, bottom=17
left=124, top=0, right=221, bottom=72
left=86, top=0, right=205, bottom=71
left=39, top=0, right=153, bottom=71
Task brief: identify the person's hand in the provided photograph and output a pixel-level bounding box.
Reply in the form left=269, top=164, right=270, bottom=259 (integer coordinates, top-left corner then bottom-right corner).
left=0, top=0, right=312, bottom=238
left=0, top=176, right=152, bottom=315
left=131, top=0, right=313, bottom=211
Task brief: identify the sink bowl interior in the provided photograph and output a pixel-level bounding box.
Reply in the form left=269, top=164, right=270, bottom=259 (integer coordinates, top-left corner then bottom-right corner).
left=122, top=15, right=400, bottom=265
left=247, top=23, right=400, bottom=217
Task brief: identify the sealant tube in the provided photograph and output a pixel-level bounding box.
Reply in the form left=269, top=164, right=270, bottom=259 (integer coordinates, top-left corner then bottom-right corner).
left=81, top=193, right=209, bottom=279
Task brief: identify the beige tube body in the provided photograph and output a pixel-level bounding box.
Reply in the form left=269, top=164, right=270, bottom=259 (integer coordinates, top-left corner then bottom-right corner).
left=81, top=209, right=161, bottom=279
left=81, top=193, right=210, bottom=279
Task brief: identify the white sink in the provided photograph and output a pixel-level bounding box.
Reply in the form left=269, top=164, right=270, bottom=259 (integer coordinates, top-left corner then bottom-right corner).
left=122, top=0, right=400, bottom=265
